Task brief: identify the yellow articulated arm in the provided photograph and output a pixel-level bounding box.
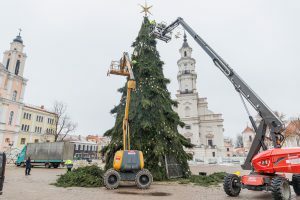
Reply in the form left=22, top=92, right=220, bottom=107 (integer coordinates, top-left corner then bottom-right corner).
left=108, top=52, right=136, bottom=150
left=123, top=80, right=136, bottom=150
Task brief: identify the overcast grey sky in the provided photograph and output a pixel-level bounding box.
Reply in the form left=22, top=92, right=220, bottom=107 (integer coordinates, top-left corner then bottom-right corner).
left=0, top=0, right=299, bottom=139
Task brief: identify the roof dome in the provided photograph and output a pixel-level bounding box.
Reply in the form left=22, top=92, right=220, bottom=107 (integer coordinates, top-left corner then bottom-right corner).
left=13, top=35, right=23, bottom=44
left=182, top=32, right=190, bottom=48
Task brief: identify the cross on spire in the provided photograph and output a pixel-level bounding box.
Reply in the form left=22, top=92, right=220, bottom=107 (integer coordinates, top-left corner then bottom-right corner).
left=18, top=28, right=22, bottom=36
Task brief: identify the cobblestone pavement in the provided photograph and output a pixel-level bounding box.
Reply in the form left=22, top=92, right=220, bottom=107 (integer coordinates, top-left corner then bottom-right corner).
left=0, top=164, right=299, bottom=200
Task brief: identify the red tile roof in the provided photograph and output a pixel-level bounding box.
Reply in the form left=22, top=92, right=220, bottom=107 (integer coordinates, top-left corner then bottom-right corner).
left=242, top=126, right=254, bottom=133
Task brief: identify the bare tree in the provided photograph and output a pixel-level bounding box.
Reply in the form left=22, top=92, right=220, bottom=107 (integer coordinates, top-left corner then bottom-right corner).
left=284, top=117, right=300, bottom=146
left=235, top=133, right=244, bottom=148
left=52, top=101, right=77, bottom=141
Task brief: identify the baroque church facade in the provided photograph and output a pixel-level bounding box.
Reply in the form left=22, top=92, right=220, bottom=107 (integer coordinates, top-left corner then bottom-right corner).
left=173, top=34, right=226, bottom=163
left=0, top=34, right=56, bottom=152
left=0, top=34, right=28, bottom=151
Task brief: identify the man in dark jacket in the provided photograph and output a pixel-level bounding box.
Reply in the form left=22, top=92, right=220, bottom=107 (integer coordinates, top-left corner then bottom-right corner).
left=25, top=157, right=31, bottom=175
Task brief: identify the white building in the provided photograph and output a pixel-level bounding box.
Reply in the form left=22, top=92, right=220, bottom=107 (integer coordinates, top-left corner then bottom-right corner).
left=242, top=126, right=255, bottom=153
left=173, top=34, right=225, bottom=163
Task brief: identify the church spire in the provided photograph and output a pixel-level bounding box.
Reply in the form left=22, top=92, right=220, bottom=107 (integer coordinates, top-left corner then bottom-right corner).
left=13, top=29, right=23, bottom=44
left=182, top=32, right=190, bottom=48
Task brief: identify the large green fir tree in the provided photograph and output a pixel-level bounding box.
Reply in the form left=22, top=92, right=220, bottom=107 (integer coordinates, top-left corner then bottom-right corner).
left=104, top=17, right=193, bottom=180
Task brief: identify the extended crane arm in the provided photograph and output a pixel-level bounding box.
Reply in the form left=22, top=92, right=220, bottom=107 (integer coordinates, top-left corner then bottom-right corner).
left=151, top=17, right=285, bottom=170
left=108, top=52, right=136, bottom=151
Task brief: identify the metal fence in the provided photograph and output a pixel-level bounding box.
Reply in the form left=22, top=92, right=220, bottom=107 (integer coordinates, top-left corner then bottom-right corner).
left=165, top=155, right=183, bottom=179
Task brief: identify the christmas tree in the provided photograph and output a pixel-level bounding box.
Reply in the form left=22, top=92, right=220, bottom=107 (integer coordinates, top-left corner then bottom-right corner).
left=103, top=17, right=193, bottom=180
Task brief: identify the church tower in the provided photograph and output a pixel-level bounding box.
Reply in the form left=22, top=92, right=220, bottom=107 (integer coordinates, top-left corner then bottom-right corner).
left=177, top=33, right=197, bottom=94
left=2, top=33, right=27, bottom=79
left=175, top=33, right=201, bottom=147
left=174, top=34, right=226, bottom=163
left=0, top=32, right=28, bottom=150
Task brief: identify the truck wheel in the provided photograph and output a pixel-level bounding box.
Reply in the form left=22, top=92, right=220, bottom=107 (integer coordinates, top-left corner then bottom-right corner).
left=45, top=163, right=51, bottom=168
left=223, top=174, right=241, bottom=197
left=104, top=169, right=120, bottom=189
left=292, top=174, right=300, bottom=196
left=271, top=176, right=291, bottom=200
left=53, top=164, right=59, bottom=168
left=135, top=169, right=153, bottom=189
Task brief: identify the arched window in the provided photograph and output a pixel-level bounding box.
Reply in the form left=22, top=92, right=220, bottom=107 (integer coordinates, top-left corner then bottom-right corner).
left=8, top=111, right=14, bottom=125
left=184, top=51, right=187, bottom=57
left=15, top=60, right=20, bottom=75
left=12, top=91, right=17, bottom=101
left=184, top=106, right=191, bottom=117
left=6, top=59, right=10, bottom=70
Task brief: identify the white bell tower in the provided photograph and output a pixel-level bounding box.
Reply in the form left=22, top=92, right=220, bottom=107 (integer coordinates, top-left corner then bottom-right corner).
left=174, top=33, right=226, bottom=162
left=177, top=33, right=197, bottom=94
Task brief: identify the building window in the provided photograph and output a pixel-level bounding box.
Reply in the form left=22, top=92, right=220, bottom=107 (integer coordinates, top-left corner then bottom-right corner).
left=227, top=148, right=230, bottom=152
left=46, top=140, right=50, bottom=143
left=36, top=116, right=44, bottom=122
left=208, top=139, right=213, bottom=147
left=12, top=91, right=17, bottom=101
left=8, top=111, right=14, bottom=125
left=185, top=125, right=191, bottom=130
left=23, top=125, right=30, bottom=132
left=184, top=106, right=191, bottom=117
left=35, top=127, right=42, bottom=133
left=6, top=59, right=10, bottom=70
left=34, top=139, right=39, bottom=143
left=23, top=113, right=32, bottom=120
left=20, top=138, right=26, bottom=145
left=48, top=118, right=54, bottom=124
left=184, top=51, right=187, bottom=57
left=249, top=135, right=252, bottom=142
left=78, top=145, right=81, bottom=150
left=15, top=60, right=20, bottom=75
left=212, top=152, right=216, bottom=157
left=5, top=138, right=10, bottom=143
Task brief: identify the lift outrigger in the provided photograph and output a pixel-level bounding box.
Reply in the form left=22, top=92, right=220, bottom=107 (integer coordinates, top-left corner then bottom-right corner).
left=151, top=17, right=300, bottom=200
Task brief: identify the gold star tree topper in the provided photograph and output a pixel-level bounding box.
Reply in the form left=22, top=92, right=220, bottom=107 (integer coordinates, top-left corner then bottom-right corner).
left=139, top=1, right=152, bottom=16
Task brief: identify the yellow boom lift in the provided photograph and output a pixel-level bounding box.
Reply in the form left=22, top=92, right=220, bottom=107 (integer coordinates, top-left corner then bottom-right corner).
left=104, top=52, right=153, bottom=189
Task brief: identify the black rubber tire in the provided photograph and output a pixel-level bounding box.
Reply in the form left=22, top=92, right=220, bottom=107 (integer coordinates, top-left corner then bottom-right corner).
left=53, top=164, right=59, bottom=168
left=135, top=169, right=153, bottom=189
left=45, top=163, right=51, bottom=168
left=223, top=174, right=241, bottom=197
left=271, top=176, right=291, bottom=200
left=103, top=169, right=121, bottom=189
left=292, top=174, right=300, bottom=196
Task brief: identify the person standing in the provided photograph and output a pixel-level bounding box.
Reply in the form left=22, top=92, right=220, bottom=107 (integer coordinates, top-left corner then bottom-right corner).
left=65, top=160, right=73, bottom=172
left=25, top=157, right=31, bottom=175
